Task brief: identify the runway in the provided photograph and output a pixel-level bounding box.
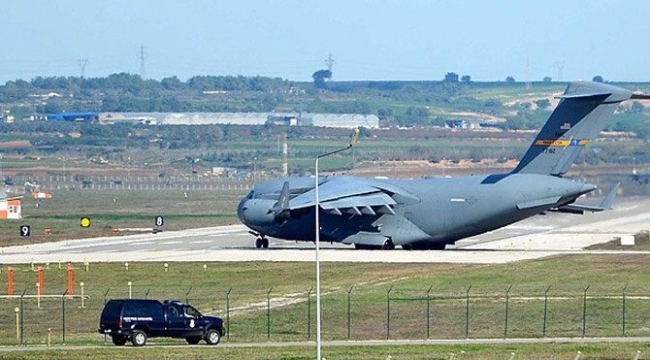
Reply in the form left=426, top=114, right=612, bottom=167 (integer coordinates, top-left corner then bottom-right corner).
left=1, top=197, right=649, bottom=264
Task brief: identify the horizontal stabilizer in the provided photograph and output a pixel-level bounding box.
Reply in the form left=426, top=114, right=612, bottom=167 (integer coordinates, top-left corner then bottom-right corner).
left=556, top=92, right=612, bottom=100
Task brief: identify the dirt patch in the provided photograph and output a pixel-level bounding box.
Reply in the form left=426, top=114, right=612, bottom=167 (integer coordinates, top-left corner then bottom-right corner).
left=503, top=95, right=561, bottom=110
left=447, top=111, right=507, bottom=122
left=587, top=231, right=650, bottom=251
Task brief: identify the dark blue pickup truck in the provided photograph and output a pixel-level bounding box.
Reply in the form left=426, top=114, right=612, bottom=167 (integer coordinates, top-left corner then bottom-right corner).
left=98, top=299, right=224, bottom=346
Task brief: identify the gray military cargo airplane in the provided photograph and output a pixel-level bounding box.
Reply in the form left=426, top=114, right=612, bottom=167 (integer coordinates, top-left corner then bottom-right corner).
left=237, top=81, right=648, bottom=250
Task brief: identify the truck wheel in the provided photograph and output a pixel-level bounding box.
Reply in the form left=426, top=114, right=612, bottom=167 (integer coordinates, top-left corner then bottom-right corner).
left=131, top=329, right=147, bottom=347
left=205, top=328, right=221, bottom=345
left=186, top=336, right=201, bottom=345
left=111, top=336, right=127, bottom=346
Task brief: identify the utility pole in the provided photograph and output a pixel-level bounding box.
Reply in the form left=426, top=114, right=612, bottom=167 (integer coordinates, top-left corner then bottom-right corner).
left=553, top=61, right=565, bottom=82
left=525, top=57, right=532, bottom=89
left=77, top=59, right=88, bottom=78
left=325, top=52, right=335, bottom=72
left=282, top=132, right=288, bottom=177
left=139, top=45, right=146, bottom=79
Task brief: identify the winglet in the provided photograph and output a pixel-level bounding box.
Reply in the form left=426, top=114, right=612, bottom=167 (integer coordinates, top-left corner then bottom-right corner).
left=271, top=181, right=291, bottom=221
left=598, top=181, right=620, bottom=210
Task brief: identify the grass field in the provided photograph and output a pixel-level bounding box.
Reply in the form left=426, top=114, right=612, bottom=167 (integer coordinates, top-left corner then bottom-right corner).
left=1, top=342, right=650, bottom=360
left=0, top=255, right=650, bottom=359
left=0, top=172, right=649, bottom=358
left=0, top=189, right=246, bottom=246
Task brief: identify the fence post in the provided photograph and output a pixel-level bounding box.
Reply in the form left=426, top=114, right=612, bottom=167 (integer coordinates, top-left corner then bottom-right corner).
left=226, top=288, right=232, bottom=341
left=465, top=285, right=472, bottom=339
left=20, top=289, right=26, bottom=345
left=104, top=288, right=110, bottom=343
left=426, top=285, right=433, bottom=339
left=622, top=283, right=628, bottom=337
left=14, top=307, right=20, bottom=343
left=307, top=287, right=312, bottom=339
left=582, top=285, right=590, bottom=338
left=185, top=287, right=192, bottom=304
left=543, top=286, right=551, bottom=337
left=62, top=289, right=68, bottom=344
left=267, top=287, right=273, bottom=341
left=504, top=285, right=512, bottom=339
left=36, top=283, right=41, bottom=309
left=386, top=286, right=393, bottom=340
left=347, top=286, right=353, bottom=340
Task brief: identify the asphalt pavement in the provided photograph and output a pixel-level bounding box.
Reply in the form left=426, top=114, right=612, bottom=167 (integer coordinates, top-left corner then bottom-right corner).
left=0, top=196, right=648, bottom=264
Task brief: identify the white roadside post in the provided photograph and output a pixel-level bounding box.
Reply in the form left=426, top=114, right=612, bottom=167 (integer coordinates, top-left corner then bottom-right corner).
left=315, top=128, right=359, bottom=360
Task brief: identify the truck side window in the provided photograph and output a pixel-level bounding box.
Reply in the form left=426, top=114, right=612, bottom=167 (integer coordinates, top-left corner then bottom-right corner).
left=169, top=305, right=181, bottom=318
left=185, top=306, right=201, bottom=318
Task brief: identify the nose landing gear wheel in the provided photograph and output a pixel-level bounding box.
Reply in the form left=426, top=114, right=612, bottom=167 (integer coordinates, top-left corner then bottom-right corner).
left=255, top=237, right=269, bottom=249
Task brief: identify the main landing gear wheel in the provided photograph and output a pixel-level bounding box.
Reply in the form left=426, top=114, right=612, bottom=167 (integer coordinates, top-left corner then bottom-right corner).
left=255, top=237, right=269, bottom=249
left=428, top=243, right=446, bottom=250
left=405, top=242, right=447, bottom=250
left=382, top=239, right=395, bottom=250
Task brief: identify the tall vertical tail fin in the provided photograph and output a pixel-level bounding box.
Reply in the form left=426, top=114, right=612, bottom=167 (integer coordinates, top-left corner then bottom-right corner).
left=512, top=82, right=634, bottom=176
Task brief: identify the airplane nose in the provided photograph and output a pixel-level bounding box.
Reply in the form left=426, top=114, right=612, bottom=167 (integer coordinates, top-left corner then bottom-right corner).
left=237, top=199, right=275, bottom=227
left=236, top=198, right=248, bottom=222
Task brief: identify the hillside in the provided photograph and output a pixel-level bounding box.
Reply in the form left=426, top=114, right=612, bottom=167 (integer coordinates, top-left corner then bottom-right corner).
left=0, top=76, right=648, bottom=188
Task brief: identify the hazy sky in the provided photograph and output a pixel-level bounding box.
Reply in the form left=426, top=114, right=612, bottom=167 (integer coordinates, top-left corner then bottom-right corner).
left=3, top=0, right=650, bottom=83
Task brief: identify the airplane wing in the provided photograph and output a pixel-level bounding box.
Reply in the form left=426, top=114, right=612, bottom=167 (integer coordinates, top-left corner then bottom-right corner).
left=320, top=193, right=397, bottom=216
left=288, top=176, right=417, bottom=216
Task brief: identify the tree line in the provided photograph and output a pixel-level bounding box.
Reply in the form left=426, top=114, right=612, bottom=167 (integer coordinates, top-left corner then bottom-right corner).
left=1, top=73, right=648, bottom=137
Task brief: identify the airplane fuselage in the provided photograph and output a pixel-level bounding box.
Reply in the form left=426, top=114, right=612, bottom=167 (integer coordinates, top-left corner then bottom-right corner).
left=237, top=81, right=640, bottom=250
left=237, top=173, right=595, bottom=249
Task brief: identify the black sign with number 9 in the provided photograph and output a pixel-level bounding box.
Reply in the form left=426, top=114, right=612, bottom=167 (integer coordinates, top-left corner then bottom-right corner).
left=20, top=225, right=31, bottom=237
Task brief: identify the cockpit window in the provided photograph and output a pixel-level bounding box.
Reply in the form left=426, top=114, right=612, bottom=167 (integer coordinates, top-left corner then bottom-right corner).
left=245, top=190, right=254, bottom=200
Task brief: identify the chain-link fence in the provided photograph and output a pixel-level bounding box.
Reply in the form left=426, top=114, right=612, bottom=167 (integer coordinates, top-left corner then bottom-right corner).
left=0, top=281, right=648, bottom=345
left=16, top=174, right=255, bottom=192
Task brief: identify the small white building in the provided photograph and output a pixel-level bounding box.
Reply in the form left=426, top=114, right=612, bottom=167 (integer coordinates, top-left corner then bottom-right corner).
left=0, top=195, right=22, bottom=220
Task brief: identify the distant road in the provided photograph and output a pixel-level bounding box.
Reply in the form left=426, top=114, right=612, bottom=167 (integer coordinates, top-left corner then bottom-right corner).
left=1, top=197, right=648, bottom=264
